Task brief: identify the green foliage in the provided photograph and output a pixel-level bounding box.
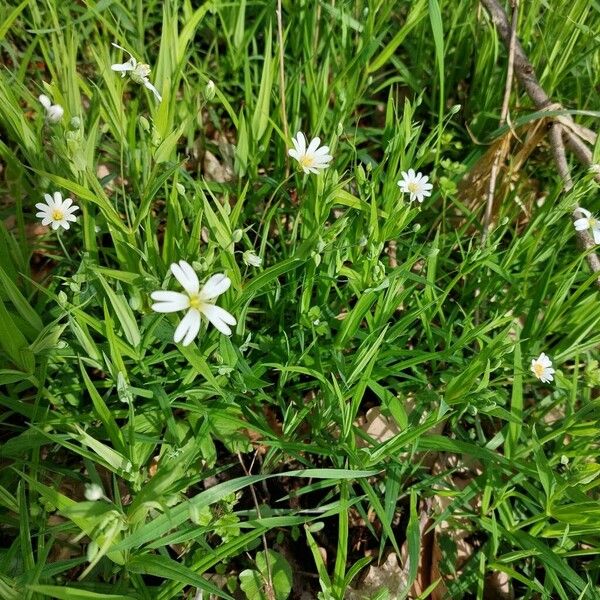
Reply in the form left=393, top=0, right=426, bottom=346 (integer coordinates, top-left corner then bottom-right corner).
left=0, top=0, right=599, bottom=598
left=239, top=550, right=293, bottom=600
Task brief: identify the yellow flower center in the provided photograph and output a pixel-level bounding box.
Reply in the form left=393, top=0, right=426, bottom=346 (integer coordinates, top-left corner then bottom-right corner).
left=188, top=294, right=204, bottom=310
left=533, top=362, right=545, bottom=378
left=408, top=182, right=419, bottom=193
left=299, top=154, right=315, bottom=169
left=52, top=209, right=64, bottom=221
left=589, top=217, right=597, bottom=227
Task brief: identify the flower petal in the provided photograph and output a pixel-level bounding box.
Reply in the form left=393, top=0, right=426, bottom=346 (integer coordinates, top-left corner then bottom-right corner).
left=151, top=291, right=190, bottom=312
left=47, top=106, right=64, bottom=122
left=307, top=136, right=321, bottom=154
left=200, top=274, right=231, bottom=300
left=538, top=352, right=549, bottom=365
left=576, top=207, right=591, bottom=218
left=573, top=218, right=590, bottom=231
left=143, top=78, right=162, bottom=102
left=201, top=304, right=235, bottom=335
left=174, top=309, right=200, bottom=345
left=293, top=132, right=306, bottom=155
left=54, top=191, right=62, bottom=204
left=64, top=204, right=80, bottom=215
left=111, top=42, right=131, bottom=55
left=593, top=226, right=600, bottom=245
left=314, top=153, right=332, bottom=164
left=182, top=310, right=201, bottom=346
left=111, top=61, right=134, bottom=72
left=38, top=94, right=51, bottom=109
left=170, top=260, right=199, bottom=295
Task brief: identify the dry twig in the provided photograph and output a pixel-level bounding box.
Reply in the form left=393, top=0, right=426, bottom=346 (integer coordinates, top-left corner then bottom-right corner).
left=482, top=0, right=518, bottom=242
left=480, top=0, right=600, bottom=286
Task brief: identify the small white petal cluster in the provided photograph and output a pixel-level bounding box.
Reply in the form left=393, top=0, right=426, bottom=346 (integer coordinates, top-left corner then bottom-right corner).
left=39, top=94, right=64, bottom=123
left=111, top=43, right=162, bottom=102
left=573, top=208, right=600, bottom=244
left=288, top=132, right=333, bottom=174
left=151, top=261, right=236, bottom=346
left=243, top=250, right=262, bottom=267
left=530, top=352, right=555, bottom=383
left=397, top=169, right=433, bottom=203
left=35, top=192, right=79, bottom=231
left=84, top=483, right=104, bottom=501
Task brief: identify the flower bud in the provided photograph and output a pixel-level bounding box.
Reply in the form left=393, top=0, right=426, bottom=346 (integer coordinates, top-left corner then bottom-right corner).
left=84, top=483, right=104, bottom=501
left=204, top=80, right=216, bottom=101
left=243, top=251, right=262, bottom=267
left=355, top=165, right=366, bottom=184
left=138, top=115, right=150, bottom=132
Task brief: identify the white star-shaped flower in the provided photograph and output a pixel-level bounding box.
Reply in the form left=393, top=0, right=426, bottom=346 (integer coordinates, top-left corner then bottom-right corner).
left=111, top=43, right=162, bottom=102
left=35, top=192, right=79, bottom=231
left=397, top=169, right=433, bottom=203
left=530, top=352, right=555, bottom=383
left=573, top=208, right=600, bottom=244
left=151, top=261, right=236, bottom=346
left=288, top=132, right=333, bottom=174
left=38, top=94, right=64, bottom=123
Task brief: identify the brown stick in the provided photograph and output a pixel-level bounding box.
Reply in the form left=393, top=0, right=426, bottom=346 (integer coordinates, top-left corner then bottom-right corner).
left=482, top=0, right=518, bottom=242
left=480, top=0, right=600, bottom=286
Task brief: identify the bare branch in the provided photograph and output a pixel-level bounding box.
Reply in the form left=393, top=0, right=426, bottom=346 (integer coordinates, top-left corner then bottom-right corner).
left=548, top=123, right=573, bottom=191
left=480, top=0, right=600, bottom=287
left=482, top=0, right=518, bottom=242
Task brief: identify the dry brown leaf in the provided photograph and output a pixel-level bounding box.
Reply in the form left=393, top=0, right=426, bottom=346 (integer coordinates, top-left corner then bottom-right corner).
left=203, top=150, right=234, bottom=183
left=458, top=120, right=547, bottom=228
left=359, top=407, right=400, bottom=447
left=346, top=552, right=408, bottom=599
left=484, top=570, right=513, bottom=600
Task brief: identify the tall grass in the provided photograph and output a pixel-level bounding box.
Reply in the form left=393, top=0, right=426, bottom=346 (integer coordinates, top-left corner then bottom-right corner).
left=0, top=1, right=599, bottom=598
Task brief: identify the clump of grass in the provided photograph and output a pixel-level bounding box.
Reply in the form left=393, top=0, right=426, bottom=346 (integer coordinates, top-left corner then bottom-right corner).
left=0, top=1, right=599, bottom=599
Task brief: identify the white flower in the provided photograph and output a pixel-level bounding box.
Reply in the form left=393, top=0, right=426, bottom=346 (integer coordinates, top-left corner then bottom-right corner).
left=111, top=43, right=162, bottom=102
left=151, top=261, right=236, bottom=346
left=288, top=132, right=333, bottom=174
left=397, top=169, right=433, bottom=203
left=243, top=250, right=262, bottom=267
left=573, top=208, right=600, bottom=244
left=84, top=483, right=104, bottom=501
left=530, top=352, right=555, bottom=383
left=38, top=94, right=64, bottom=123
left=35, top=192, right=79, bottom=231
